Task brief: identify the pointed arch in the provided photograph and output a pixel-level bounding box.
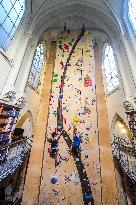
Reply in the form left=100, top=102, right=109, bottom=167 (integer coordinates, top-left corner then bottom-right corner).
left=16, top=110, right=33, bottom=141
left=111, top=113, right=132, bottom=140
left=16, top=111, right=32, bottom=128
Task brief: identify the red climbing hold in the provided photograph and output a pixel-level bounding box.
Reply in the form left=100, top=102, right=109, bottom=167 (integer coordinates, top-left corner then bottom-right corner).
left=64, top=44, right=69, bottom=50
left=60, top=61, right=64, bottom=67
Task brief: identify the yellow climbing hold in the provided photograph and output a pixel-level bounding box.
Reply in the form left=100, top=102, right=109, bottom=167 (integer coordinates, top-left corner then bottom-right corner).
left=84, top=31, right=88, bottom=35
left=73, top=116, right=79, bottom=123
left=90, top=40, right=93, bottom=46
left=88, top=136, right=91, bottom=144
left=85, top=45, right=89, bottom=49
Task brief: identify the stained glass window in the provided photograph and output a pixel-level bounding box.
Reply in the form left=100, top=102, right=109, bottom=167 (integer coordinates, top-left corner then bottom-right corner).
left=0, top=0, right=25, bottom=50
left=128, top=0, right=136, bottom=32
left=28, top=43, right=44, bottom=90
left=103, top=45, right=119, bottom=93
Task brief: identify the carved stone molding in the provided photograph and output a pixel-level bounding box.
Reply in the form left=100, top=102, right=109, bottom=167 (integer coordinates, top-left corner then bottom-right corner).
left=123, top=100, right=133, bottom=112
left=15, top=96, right=26, bottom=108
left=133, top=96, right=136, bottom=104
left=123, top=99, right=135, bottom=112
left=0, top=89, right=26, bottom=108
left=3, top=90, right=16, bottom=101
left=24, top=30, right=32, bottom=38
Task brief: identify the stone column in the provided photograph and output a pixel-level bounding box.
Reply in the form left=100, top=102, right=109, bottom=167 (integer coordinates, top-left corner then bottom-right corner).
left=1, top=33, right=31, bottom=98
left=14, top=40, right=36, bottom=101
left=95, top=45, right=119, bottom=205
left=121, top=35, right=136, bottom=86
left=22, top=42, right=56, bottom=205
left=115, top=36, right=136, bottom=109
left=120, top=36, right=136, bottom=110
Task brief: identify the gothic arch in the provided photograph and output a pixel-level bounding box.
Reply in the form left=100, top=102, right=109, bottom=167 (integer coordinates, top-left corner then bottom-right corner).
left=16, top=110, right=33, bottom=139
left=111, top=113, right=132, bottom=140
left=28, top=1, right=122, bottom=43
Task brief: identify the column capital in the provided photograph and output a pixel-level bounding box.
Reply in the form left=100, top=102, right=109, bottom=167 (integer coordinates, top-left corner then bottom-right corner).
left=15, top=91, right=26, bottom=107
left=0, top=89, right=26, bottom=108
left=15, top=96, right=26, bottom=108
left=1, top=90, right=16, bottom=102
left=0, top=84, right=16, bottom=102
left=123, top=96, right=136, bottom=112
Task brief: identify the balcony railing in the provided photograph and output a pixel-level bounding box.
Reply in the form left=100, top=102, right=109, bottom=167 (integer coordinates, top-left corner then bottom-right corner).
left=111, top=135, right=136, bottom=181
left=0, top=137, right=32, bottom=182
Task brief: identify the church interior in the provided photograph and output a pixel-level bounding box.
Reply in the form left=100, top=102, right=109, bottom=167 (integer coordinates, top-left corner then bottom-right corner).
left=0, top=0, right=136, bottom=205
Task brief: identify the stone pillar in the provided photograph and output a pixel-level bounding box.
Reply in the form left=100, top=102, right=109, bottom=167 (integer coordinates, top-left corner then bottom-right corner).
left=121, top=35, right=136, bottom=86
left=1, top=33, right=30, bottom=98
left=120, top=36, right=136, bottom=110
left=115, top=36, right=136, bottom=109
left=14, top=40, right=36, bottom=100
left=94, top=45, right=119, bottom=205
left=22, top=42, right=56, bottom=205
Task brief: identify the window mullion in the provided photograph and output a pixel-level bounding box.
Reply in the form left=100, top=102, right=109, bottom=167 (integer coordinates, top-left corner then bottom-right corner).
left=103, top=44, right=119, bottom=93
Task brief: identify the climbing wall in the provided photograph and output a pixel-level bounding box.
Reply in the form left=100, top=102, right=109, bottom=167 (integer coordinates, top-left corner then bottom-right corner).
left=38, top=31, right=101, bottom=205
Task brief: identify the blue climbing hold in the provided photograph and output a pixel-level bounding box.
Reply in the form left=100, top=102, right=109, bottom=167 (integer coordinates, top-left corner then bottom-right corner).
left=85, top=193, right=93, bottom=199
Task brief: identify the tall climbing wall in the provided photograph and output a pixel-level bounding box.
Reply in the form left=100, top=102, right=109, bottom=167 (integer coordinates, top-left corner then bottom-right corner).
left=38, top=31, right=102, bottom=205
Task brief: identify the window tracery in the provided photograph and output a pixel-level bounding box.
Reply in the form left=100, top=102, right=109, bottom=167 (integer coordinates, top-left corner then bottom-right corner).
left=28, top=43, right=44, bottom=90
left=0, top=0, right=25, bottom=50
left=103, top=44, right=119, bottom=93
left=128, top=0, right=136, bottom=32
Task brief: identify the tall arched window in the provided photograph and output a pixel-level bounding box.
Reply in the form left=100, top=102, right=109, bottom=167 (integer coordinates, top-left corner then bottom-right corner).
left=0, top=0, right=25, bottom=50
left=103, top=44, right=119, bottom=93
left=128, top=0, right=136, bottom=32
left=28, top=43, right=44, bottom=90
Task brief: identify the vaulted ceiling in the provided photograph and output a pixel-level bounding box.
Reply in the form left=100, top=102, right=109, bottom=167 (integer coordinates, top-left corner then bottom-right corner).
left=28, top=0, right=125, bottom=42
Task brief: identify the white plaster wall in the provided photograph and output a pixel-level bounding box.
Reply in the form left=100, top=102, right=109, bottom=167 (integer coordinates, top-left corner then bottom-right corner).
left=14, top=43, right=36, bottom=95
left=105, top=89, right=128, bottom=131
left=0, top=54, right=12, bottom=95
left=19, top=86, right=41, bottom=128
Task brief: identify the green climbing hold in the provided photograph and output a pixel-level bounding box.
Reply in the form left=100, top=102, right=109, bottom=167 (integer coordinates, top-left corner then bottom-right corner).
left=58, top=40, right=63, bottom=44
left=53, top=73, right=58, bottom=78
left=53, top=79, right=57, bottom=82
left=62, top=54, right=64, bottom=58
left=69, top=42, right=72, bottom=46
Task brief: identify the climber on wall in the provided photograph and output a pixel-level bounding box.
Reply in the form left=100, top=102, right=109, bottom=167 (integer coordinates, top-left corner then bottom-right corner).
left=71, top=127, right=81, bottom=156
left=48, top=130, right=62, bottom=166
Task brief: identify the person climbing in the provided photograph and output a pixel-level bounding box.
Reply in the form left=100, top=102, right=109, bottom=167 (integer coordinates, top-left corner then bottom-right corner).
left=71, top=128, right=81, bottom=156
left=49, top=130, right=62, bottom=166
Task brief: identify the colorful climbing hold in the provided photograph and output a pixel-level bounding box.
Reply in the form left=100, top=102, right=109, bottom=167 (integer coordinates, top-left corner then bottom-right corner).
left=73, top=116, right=79, bottom=123
left=59, top=94, right=63, bottom=100
left=85, top=193, right=93, bottom=199
left=58, top=40, right=63, bottom=44
left=69, top=42, right=72, bottom=46
left=53, top=73, right=58, bottom=78
left=53, top=79, right=57, bottom=82
left=51, top=176, right=58, bottom=184
left=84, top=31, right=88, bottom=35
left=88, top=136, right=91, bottom=144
